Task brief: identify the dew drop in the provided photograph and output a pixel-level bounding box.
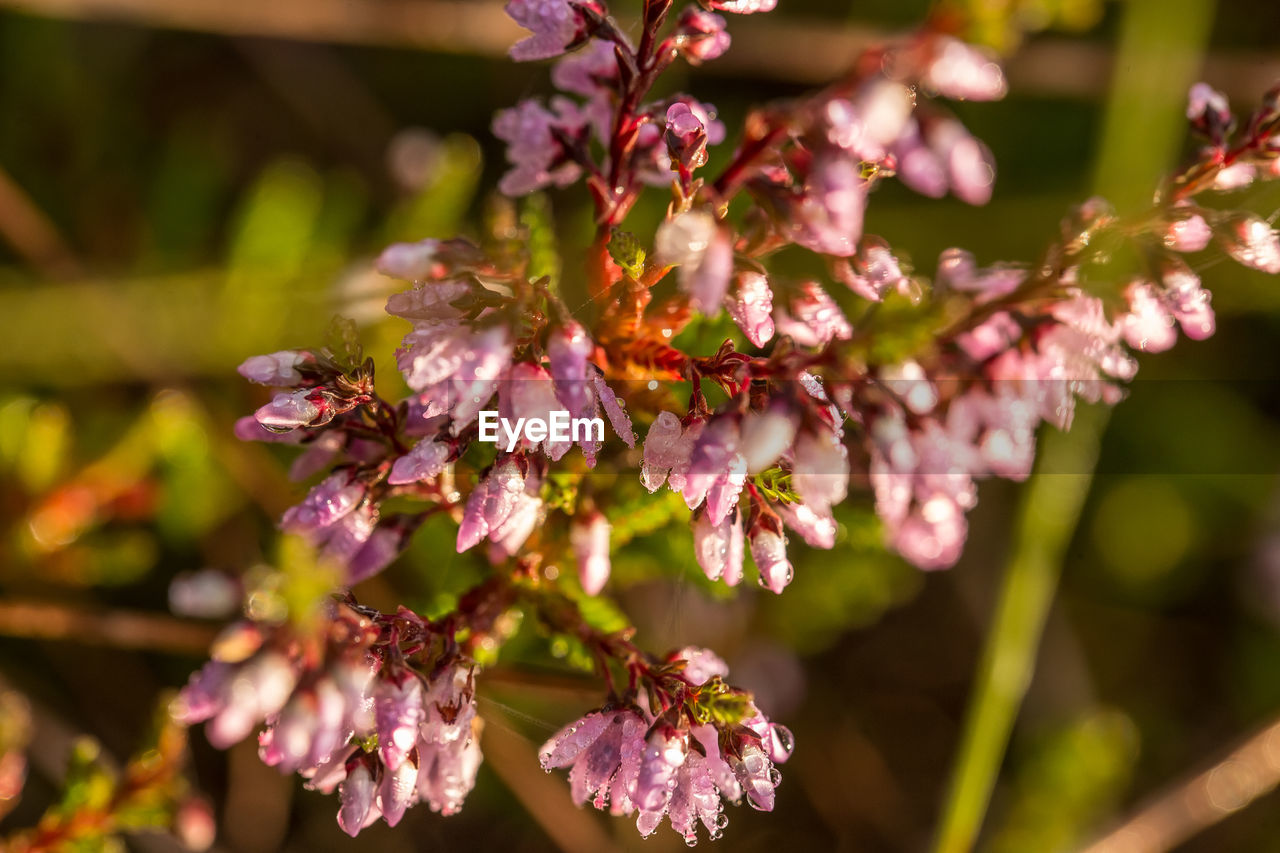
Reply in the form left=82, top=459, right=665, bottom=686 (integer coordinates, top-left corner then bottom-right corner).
left=772, top=725, right=795, bottom=758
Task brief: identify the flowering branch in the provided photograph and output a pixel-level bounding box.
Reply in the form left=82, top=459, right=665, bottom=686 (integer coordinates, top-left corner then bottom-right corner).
left=169, top=0, right=1280, bottom=846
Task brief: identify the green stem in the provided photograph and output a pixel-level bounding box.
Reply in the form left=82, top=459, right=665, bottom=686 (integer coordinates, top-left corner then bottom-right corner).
left=933, top=404, right=1108, bottom=853
left=932, top=0, right=1213, bottom=847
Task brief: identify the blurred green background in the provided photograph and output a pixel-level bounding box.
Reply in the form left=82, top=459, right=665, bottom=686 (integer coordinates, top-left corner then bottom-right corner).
left=1, top=0, right=1280, bottom=850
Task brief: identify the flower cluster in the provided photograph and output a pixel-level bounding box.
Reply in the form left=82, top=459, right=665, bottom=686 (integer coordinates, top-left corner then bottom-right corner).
left=173, top=601, right=483, bottom=835
left=539, top=647, right=792, bottom=844
left=177, top=0, right=1280, bottom=843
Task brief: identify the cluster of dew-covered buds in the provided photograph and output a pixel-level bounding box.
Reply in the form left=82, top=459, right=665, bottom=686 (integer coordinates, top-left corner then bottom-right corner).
left=173, top=597, right=485, bottom=835
left=538, top=644, right=793, bottom=844
left=175, top=0, right=1280, bottom=843
left=174, top=578, right=790, bottom=842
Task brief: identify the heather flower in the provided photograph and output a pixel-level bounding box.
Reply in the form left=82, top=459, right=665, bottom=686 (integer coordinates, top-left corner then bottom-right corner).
left=921, top=37, right=1008, bottom=101
left=1163, top=212, right=1213, bottom=252
left=749, top=521, right=793, bottom=594
left=572, top=511, right=612, bottom=595
left=656, top=210, right=733, bottom=310
left=281, top=472, right=365, bottom=538
left=641, top=411, right=700, bottom=493
left=774, top=281, right=852, bottom=346
left=775, top=501, right=837, bottom=549
left=491, top=98, right=588, bottom=195
left=707, top=0, right=777, bottom=13
left=547, top=322, right=595, bottom=420
left=1187, top=81, right=1232, bottom=140
left=397, top=325, right=512, bottom=430
left=239, top=351, right=306, bottom=386
left=675, top=8, right=731, bottom=63
left=682, top=417, right=748, bottom=524
left=880, top=359, right=939, bottom=414
left=1222, top=215, right=1280, bottom=273
left=255, top=389, right=323, bottom=431
left=935, top=248, right=1025, bottom=298
left=894, top=119, right=996, bottom=205
left=791, top=428, right=850, bottom=511
left=539, top=709, right=647, bottom=813
left=1161, top=262, right=1216, bottom=341
left=692, top=506, right=745, bottom=585
left=1214, top=162, right=1256, bottom=190
left=175, top=652, right=298, bottom=749
left=591, top=372, right=637, bottom=447
left=739, top=403, right=798, bottom=475
left=504, top=0, right=602, bottom=62
left=789, top=153, right=867, bottom=256
left=725, top=271, right=775, bottom=346
left=824, top=82, right=914, bottom=161
left=457, top=458, right=544, bottom=557
left=551, top=39, right=619, bottom=97
left=388, top=438, right=451, bottom=485
left=499, top=362, right=573, bottom=459
left=666, top=102, right=711, bottom=170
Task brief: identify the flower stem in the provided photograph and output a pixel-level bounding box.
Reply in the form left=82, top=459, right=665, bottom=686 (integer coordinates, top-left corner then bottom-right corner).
left=932, top=404, right=1107, bottom=853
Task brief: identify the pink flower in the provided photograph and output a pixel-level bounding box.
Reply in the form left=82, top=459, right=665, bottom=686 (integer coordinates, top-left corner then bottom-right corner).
left=547, top=322, right=595, bottom=420
left=389, top=438, right=451, bottom=485
left=641, top=411, right=700, bottom=492
left=397, top=325, right=512, bottom=430
left=504, top=0, right=601, bottom=61
left=255, top=389, right=323, bottom=431
left=894, top=120, right=996, bottom=205
left=1161, top=263, right=1216, bottom=340
left=1119, top=283, right=1175, bottom=353
left=672, top=646, right=730, bottom=686
left=774, top=281, right=852, bottom=347
left=682, top=417, right=748, bottom=524
left=789, top=153, right=867, bottom=256
left=675, top=8, right=731, bottom=63
left=338, top=762, right=377, bottom=837
left=656, top=210, right=734, bottom=311
left=500, top=362, right=573, bottom=459
left=749, top=524, right=792, bottom=593
left=456, top=459, right=527, bottom=552
left=491, top=98, right=588, bottom=195
left=739, top=404, right=798, bottom=475
left=1163, top=213, right=1212, bottom=252
left=708, top=0, right=777, bottom=13
left=281, top=472, right=365, bottom=537
left=726, top=271, right=775, bottom=346
left=921, top=37, right=1008, bottom=101
left=792, top=429, right=849, bottom=511
left=551, top=39, right=619, bottom=96
left=1222, top=216, right=1280, bottom=273
left=776, top=501, right=837, bottom=549
left=590, top=372, right=637, bottom=447
left=572, top=512, right=612, bottom=595
left=540, top=709, right=647, bottom=813
left=692, top=506, right=745, bottom=585
left=665, top=102, right=711, bottom=170
left=238, top=351, right=305, bottom=386
left=1187, top=82, right=1232, bottom=139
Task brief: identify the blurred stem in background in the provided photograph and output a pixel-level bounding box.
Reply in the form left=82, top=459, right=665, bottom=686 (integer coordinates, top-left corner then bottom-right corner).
left=932, top=0, right=1215, bottom=850
left=934, top=406, right=1109, bottom=853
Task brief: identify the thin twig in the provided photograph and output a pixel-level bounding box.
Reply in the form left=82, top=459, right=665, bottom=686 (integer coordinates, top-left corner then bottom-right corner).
left=1082, top=715, right=1280, bottom=853
left=0, top=600, right=219, bottom=655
